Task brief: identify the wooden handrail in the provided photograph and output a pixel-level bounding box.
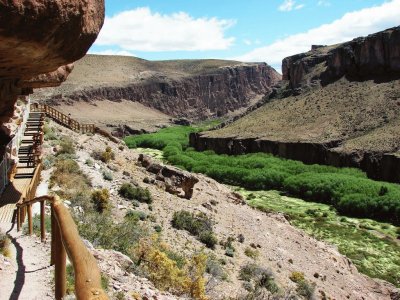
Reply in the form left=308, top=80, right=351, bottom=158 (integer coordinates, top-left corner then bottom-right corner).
left=18, top=195, right=108, bottom=300
left=31, top=103, right=96, bottom=134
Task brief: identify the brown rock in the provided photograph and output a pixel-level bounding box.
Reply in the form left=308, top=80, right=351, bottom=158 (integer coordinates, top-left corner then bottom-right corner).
left=0, top=0, right=105, bottom=143
left=18, top=65, right=75, bottom=89
left=282, top=26, right=400, bottom=89
left=138, top=154, right=199, bottom=199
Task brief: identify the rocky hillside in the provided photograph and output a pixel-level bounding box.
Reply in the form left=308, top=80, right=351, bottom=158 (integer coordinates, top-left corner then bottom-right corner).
left=191, top=26, right=400, bottom=183
left=33, top=55, right=281, bottom=122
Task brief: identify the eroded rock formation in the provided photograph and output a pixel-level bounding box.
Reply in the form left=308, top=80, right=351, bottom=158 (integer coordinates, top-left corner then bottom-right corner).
left=283, top=26, right=400, bottom=88
left=139, top=154, right=199, bottom=199
left=0, top=0, right=105, bottom=143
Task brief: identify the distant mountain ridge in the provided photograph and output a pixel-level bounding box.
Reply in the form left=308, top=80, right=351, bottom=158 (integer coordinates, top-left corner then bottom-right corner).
left=33, top=55, right=281, bottom=120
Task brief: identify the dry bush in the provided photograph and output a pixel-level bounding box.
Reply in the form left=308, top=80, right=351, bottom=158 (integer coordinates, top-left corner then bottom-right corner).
left=131, top=236, right=208, bottom=300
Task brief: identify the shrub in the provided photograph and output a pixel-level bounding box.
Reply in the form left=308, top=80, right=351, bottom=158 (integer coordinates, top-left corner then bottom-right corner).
left=42, top=155, right=56, bottom=170
left=101, top=146, right=115, bottom=163
left=103, top=170, right=113, bottom=181
left=244, top=247, right=259, bottom=259
left=85, top=159, right=94, bottom=167
left=131, top=237, right=208, bottom=299
left=239, top=263, right=279, bottom=294
left=172, top=211, right=217, bottom=249
left=43, top=123, right=58, bottom=141
left=119, top=183, right=152, bottom=204
left=154, top=225, right=162, bottom=233
left=76, top=210, right=147, bottom=254
left=50, top=158, right=92, bottom=206
left=199, top=231, right=218, bottom=249
left=297, top=280, right=315, bottom=299
left=206, top=255, right=227, bottom=281
left=289, top=271, right=305, bottom=283
left=126, top=210, right=147, bottom=221
left=91, top=189, right=110, bottom=213
left=225, top=247, right=235, bottom=257
left=58, top=137, right=75, bottom=155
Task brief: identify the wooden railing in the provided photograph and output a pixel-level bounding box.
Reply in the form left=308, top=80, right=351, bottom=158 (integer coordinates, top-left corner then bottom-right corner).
left=17, top=195, right=108, bottom=300
left=31, top=104, right=96, bottom=134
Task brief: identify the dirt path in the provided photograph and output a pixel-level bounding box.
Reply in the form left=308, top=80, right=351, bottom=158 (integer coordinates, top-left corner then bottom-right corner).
left=0, top=222, right=53, bottom=300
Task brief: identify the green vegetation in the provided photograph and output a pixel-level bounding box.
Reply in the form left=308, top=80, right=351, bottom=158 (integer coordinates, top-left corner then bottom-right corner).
left=23, top=214, right=51, bottom=237
left=241, top=189, right=400, bottom=286
left=125, top=126, right=197, bottom=149
left=125, top=125, right=400, bottom=286
left=119, top=183, right=153, bottom=204
left=239, top=263, right=279, bottom=295
left=102, top=170, right=113, bottom=181
left=244, top=247, right=260, bottom=259
left=43, top=124, right=209, bottom=299
left=125, top=126, right=400, bottom=225
left=57, top=137, right=75, bottom=155
left=91, top=146, right=115, bottom=163
left=91, top=189, right=111, bottom=213
left=172, top=210, right=218, bottom=249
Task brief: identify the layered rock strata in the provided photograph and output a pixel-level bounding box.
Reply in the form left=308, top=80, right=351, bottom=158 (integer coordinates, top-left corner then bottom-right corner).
left=282, top=26, right=400, bottom=88
left=35, top=56, right=282, bottom=120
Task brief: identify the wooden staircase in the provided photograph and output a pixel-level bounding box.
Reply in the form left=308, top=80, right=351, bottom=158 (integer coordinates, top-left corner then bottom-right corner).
left=0, top=111, right=44, bottom=223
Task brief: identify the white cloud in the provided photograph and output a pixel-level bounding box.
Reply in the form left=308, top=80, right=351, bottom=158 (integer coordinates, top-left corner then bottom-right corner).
left=317, top=0, right=331, bottom=7
left=279, top=0, right=305, bottom=11
left=236, top=0, right=400, bottom=71
left=243, top=39, right=252, bottom=46
left=95, top=7, right=235, bottom=52
left=90, top=49, right=136, bottom=56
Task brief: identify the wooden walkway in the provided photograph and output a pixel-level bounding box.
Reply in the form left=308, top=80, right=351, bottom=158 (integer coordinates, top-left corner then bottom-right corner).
left=0, top=112, right=43, bottom=223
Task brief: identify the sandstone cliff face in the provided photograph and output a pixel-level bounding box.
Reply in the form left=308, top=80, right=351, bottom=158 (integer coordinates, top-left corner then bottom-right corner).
left=283, top=26, right=400, bottom=88
left=0, top=0, right=105, bottom=141
left=43, top=61, right=281, bottom=120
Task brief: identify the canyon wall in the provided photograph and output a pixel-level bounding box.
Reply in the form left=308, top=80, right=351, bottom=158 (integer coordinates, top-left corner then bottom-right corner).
left=191, top=27, right=400, bottom=183
left=282, top=26, right=400, bottom=88
left=45, top=62, right=281, bottom=120
left=190, top=133, right=400, bottom=183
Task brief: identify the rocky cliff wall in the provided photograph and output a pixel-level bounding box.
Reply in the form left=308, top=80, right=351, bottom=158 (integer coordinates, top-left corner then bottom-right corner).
left=282, top=26, right=400, bottom=88
left=46, top=63, right=281, bottom=120
left=189, top=133, right=400, bottom=183
left=0, top=0, right=104, bottom=150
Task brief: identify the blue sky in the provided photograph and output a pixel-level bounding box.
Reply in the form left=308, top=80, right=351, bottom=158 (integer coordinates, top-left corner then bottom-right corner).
left=90, top=0, right=400, bottom=71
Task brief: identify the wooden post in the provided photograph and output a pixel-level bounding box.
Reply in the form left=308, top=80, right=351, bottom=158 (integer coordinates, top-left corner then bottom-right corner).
left=17, top=208, right=21, bottom=232
left=27, top=204, right=33, bottom=235
left=53, top=217, right=66, bottom=300
left=40, top=201, right=45, bottom=242
left=51, top=205, right=55, bottom=265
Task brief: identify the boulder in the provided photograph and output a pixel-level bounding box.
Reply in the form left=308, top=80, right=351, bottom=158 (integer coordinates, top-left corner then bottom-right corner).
left=138, top=154, right=199, bottom=199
